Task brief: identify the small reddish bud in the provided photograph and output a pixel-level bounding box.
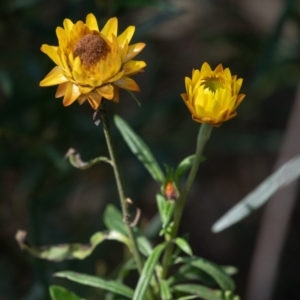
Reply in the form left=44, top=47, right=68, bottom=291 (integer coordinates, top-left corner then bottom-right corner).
left=164, top=181, right=179, bottom=200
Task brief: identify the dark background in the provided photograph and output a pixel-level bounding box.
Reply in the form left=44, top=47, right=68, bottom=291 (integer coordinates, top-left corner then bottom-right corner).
left=1, top=0, right=300, bottom=299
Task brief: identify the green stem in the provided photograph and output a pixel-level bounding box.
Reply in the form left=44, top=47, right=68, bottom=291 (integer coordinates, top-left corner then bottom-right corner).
left=99, top=108, right=144, bottom=274
left=161, top=123, right=213, bottom=279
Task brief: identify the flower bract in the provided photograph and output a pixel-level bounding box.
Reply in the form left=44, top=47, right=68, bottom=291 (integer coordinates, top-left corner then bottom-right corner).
left=40, top=14, right=146, bottom=109
left=181, top=62, right=245, bottom=127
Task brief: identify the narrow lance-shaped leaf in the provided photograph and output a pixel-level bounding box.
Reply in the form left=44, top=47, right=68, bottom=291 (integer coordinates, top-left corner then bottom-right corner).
left=49, top=285, right=83, bottom=300
left=156, top=194, right=175, bottom=229
left=191, top=258, right=235, bottom=291
left=175, top=296, right=198, bottom=300
left=15, top=230, right=130, bottom=261
left=159, top=280, right=172, bottom=300
left=103, top=204, right=127, bottom=236
left=174, top=237, right=193, bottom=256
left=133, top=243, right=166, bottom=300
left=174, top=154, right=206, bottom=183
left=114, top=115, right=165, bottom=184
left=54, top=271, right=134, bottom=299
left=212, top=154, right=300, bottom=233
left=176, top=257, right=235, bottom=291
left=172, top=284, right=223, bottom=300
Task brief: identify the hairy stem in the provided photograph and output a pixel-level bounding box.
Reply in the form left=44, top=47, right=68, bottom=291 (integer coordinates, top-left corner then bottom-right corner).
left=161, top=123, right=213, bottom=279
left=99, top=108, right=144, bottom=274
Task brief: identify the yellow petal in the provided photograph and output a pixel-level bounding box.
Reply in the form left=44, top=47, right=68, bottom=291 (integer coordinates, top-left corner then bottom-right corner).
left=59, top=51, right=72, bottom=77
left=41, top=45, right=60, bottom=66
left=114, top=76, right=140, bottom=91
left=77, top=94, right=88, bottom=105
left=215, top=64, right=223, bottom=73
left=78, top=85, right=94, bottom=94
left=120, top=41, right=129, bottom=62
left=63, top=18, right=74, bottom=33
left=181, top=93, right=189, bottom=102
left=88, top=91, right=102, bottom=110
left=55, top=82, right=69, bottom=98
left=123, top=60, right=146, bottom=75
left=112, top=86, right=119, bottom=103
left=185, top=77, right=192, bottom=93
left=63, top=83, right=81, bottom=106
left=56, top=26, right=68, bottom=49
left=96, top=84, right=114, bottom=99
left=123, top=43, right=146, bottom=63
left=117, top=26, right=135, bottom=48
left=108, top=71, right=124, bottom=83
left=200, top=62, right=211, bottom=73
left=40, top=66, right=68, bottom=86
left=86, top=13, right=99, bottom=31
left=101, top=17, right=118, bottom=41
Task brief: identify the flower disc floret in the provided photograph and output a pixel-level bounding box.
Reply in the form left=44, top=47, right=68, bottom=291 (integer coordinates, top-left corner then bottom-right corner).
left=181, top=62, right=245, bottom=127
left=40, top=14, right=146, bottom=109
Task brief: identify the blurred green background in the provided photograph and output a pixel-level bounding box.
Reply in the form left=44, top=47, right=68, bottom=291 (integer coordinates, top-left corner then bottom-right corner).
left=1, top=0, right=300, bottom=299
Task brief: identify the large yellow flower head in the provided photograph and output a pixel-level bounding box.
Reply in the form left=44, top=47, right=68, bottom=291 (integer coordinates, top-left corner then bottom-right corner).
left=40, top=14, right=146, bottom=110
left=181, top=62, right=245, bottom=127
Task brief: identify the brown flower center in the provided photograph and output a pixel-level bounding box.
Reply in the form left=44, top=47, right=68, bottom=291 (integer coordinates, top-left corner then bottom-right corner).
left=74, top=33, right=110, bottom=67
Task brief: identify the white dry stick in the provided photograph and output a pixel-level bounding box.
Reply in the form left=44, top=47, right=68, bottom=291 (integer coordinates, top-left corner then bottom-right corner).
left=245, top=82, right=300, bottom=300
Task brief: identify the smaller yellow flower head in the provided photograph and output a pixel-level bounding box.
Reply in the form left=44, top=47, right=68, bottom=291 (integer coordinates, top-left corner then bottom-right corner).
left=181, top=62, right=245, bottom=127
left=40, top=14, right=146, bottom=109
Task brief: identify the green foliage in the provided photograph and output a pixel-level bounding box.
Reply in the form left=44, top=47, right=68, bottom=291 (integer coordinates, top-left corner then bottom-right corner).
left=114, top=115, right=165, bottom=184
left=159, top=279, right=172, bottom=300
left=132, top=243, right=166, bottom=300
left=54, top=271, right=134, bottom=299
left=15, top=230, right=130, bottom=261
left=49, top=286, right=82, bottom=300
left=173, top=284, right=223, bottom=300
left=156, top=194, right=175, bottom=229
left=174, top=238, right=193, bottom=256
left=103, top=204, right=127, bottom=236
left=174, top=257, right=235, bottom=291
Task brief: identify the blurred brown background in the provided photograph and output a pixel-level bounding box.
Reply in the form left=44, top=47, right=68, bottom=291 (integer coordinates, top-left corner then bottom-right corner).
left=1, top=0, right=300, bottom=299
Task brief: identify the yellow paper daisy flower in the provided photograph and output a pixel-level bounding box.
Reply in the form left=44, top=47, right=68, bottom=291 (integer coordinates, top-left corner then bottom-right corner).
left=40, top=13, right=146, bottom=109
left=181, top=62, right=245, bottom=127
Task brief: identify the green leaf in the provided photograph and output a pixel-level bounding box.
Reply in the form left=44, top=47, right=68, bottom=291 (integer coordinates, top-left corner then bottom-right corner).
left=174, top=155, right=195, bottom=182
left=15, top=230, right=130, bottom=261
left=65, top=148, right=112, bottom=170
left=54, top=271, right=134, bottom=299
left=168, top=264, right=218, bottom=287
left=221, top=266, right=238, bottom=276
left=133, top=243, right=166, bottom=300
left=114, top=115, right=165, bottom=184
left=174, top=155, right=205, bottom=182
left=174, top=238, right=193, bottom=256
left=212, top=154, right=300, bottom=233
left=49, top=285, right=82, bottom=300
left=224, top=291, right=241, bottom=300
left=173, top=284, right=222, bottom=300
left=159, top=280, right=172, bottom=300
left=103, top=204, right=127, bottom=236
left=156, top=194, right=175, bottom=228
left=175, top=296, right=198, bottom=300
left=181, top=257, right=235, bottom=291
left=136, top=235, right=153, bottom=257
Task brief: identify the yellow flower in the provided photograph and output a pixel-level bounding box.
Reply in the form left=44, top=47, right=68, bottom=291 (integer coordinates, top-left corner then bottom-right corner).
left=40, top=13, right=146, bottom=109
left=181, top=62, right=245, bottom=127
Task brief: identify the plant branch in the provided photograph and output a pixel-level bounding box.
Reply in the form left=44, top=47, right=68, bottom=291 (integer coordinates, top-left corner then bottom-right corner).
left=99, top=108, right=144, bottom=274
left=161, top=123, right=213, bottom=279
